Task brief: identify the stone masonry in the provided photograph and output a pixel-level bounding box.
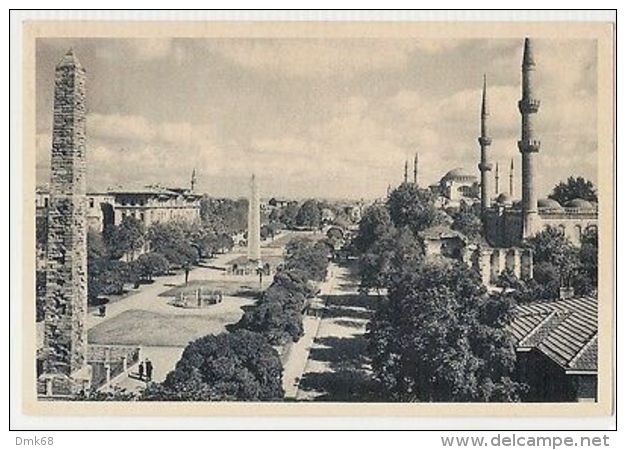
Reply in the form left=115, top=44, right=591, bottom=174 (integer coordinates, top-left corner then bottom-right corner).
left=39, top=49, right=91, bottom=397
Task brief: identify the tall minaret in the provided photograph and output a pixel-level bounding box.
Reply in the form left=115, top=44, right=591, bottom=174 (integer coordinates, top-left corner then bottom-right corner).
left=404, top=160, right=408, bottom=184
left=509, top=158, right=515, bottom=197
left=495, top=162, right=500, bottom=195
left=190, top=168, right=197, bottom=192
left=413, top=153, right=418, bottom=185
left=478, top=74, right=493, bottom=212
left=40, top=49, right=90, bottom=396
left=247, top=174, right=261, bottom=267
left=518, top=38, right=541, bottom=238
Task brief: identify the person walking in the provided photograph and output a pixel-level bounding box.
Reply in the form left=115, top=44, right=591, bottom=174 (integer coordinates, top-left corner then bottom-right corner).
left=145, top=358, right=153, bottom=382
left=138, top=360, right=144, bottom=381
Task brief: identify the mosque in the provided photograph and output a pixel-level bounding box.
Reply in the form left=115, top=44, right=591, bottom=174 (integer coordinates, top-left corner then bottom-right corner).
left=479, top=38, right=598, bottom=248
left=401, top=38, right=598, bottom=286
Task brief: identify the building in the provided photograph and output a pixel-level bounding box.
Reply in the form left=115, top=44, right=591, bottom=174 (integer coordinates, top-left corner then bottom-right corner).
left=418, top=225, right=468, bottom=259
left=509, top=295, right=598, bottom=402
left=480, top=38, right=598, bottom=247
left=107, top=184, right=201, bottom=227
left=432, top=168, right=480, bottom=207
left=36, top=181, right=201, bottom=234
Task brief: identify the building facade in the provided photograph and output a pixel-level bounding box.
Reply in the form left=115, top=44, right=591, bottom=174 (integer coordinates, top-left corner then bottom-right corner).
left=36, top=184, right=201, bottom=234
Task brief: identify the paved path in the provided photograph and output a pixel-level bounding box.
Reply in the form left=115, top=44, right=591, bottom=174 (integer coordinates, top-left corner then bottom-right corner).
left=295, top=263, right=375, bottom=401
left=93, top=231, right=302, bottom=393
left=281, top=264, right=338, bottom=399
left=85, top=251, right=238, bottom=331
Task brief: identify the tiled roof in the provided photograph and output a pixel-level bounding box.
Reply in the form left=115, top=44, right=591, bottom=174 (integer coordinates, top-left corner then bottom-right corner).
left=419, top=225, right=465, bottom=241
left=509, top=295, right=597, bottom=373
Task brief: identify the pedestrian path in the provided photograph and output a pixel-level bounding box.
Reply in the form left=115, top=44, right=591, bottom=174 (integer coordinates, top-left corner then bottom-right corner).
left=281, top=264, right=339, bottom=399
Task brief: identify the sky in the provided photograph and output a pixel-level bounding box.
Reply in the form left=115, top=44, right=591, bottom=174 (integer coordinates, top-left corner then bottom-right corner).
left=35, top=37, right=598, bottom=200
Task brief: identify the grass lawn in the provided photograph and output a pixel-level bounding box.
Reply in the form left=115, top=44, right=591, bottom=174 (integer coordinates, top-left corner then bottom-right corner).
left=88, top=302, right=253, bottom=347
left=158, top=278, right=269, bottom=298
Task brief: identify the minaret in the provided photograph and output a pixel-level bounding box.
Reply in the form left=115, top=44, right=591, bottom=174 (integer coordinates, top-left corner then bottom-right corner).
left=404, top=160, right=408, bottom=184
left=40, top=49, right=91, bottom=396
left=509, top=158, right=514, bottom=197
left=495, top=162, right=500, bottom=195
left=247, top=174, right=261, bottom=267
left=413, top=153, right=418, bottom=185
left=478, top=74, right=493, bottom=212
left=518, top=38, right=541, bottom=238
left=190, top=168, right=197, bottom=192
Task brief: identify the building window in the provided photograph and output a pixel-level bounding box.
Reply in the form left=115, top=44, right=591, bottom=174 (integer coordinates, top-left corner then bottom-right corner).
left=44, top=198, right=49, bottom=208
left=140, top=212, right=145, bottom=222
left=89, top=198, right=95, bottom=208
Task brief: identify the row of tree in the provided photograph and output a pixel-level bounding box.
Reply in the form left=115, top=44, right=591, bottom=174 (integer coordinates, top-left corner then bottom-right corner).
left=82, top=216, right=236, bottom=305
left=354, top=177, right=598, bottom=402
left=237, top=238, right=331, bottom=345
left=353, top=183, right=525, bottom=401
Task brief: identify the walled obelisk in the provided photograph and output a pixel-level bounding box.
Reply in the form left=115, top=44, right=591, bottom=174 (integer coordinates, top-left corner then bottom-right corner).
left=38, top=49, right=91, bottom=397
left=247, top=174, right=261, bottom=269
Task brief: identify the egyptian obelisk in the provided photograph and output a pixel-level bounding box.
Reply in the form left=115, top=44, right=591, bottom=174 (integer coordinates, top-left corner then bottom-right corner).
left=247, top=174, right=262, bottom=268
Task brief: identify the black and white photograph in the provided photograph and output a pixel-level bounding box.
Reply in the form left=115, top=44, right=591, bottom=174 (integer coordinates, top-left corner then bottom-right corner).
left=12, top=16, right=615, bottom=425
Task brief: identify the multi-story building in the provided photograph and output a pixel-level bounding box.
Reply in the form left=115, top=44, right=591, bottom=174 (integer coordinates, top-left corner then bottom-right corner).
left=36, top=180, right=201, bottom=234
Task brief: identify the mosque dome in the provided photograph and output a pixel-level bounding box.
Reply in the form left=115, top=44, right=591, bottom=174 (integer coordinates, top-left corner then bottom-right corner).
left=441, top=167, right=477, bottom=182
left=565, top=198, right=595, bottom=210
left=538, top=198, right=563, bottom=210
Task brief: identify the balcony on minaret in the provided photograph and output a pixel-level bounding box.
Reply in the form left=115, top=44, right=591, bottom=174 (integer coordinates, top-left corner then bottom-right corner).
left=518, top=139, right=541, bottom=153
left=518, top=98, right=541, bottom=114
left=478, top=136, right=492, bottom=146
left=478, top=162, right=493, bottom=172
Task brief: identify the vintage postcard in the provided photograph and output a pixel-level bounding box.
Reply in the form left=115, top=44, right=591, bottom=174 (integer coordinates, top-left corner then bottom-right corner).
left=18, top=18, right=615, bottom=419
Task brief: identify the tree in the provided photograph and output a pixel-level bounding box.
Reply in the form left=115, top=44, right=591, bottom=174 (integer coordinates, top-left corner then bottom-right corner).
left=353, top=203, right=392, bottom=255
left=105, top=216, right=145, bottom=260
left=574, top=227, right=598, bottom=296
left=237, top=249, right=321, bottom=345
left=296, top=199, right=322, bottom=229
left=386, top=183, right=443, bottom=235
left=133, top=252, right=170, bottom=282
left=279, top=202, right=300, bottom=229
left=451, top=204, right=483, bottom=242
left=526, top=226, right=579, bottom=289
left=147, top=221, right=198, bottom=268
left=200, top=197, right=248, bottom=235
left=284, top=238, right=329, bottom=282
left=548, top=176, right=597, bottom=205
left=359, top=226, right=423, bottom=294
left=367, top=260, right=525, bottom=402
left=88, top=259, right=129, bottom=302
left=143, top=330, right=284, bottom=401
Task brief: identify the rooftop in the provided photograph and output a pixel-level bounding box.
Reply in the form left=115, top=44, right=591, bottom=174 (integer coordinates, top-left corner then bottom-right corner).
left=509, top=295, right=597, bottom=373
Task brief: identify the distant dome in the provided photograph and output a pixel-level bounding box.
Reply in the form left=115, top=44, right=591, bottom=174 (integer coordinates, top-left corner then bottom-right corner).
left=442, top=167, right=477, bottom=182
left=565, top=198, right=594, bottom=209
left=538, top=198, right=563, bottom=209
left=496, top=193, right=512, bottom=205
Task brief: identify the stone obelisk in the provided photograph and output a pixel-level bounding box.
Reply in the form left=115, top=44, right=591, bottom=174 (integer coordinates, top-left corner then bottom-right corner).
left=247, top=174, right=261, bottom=269
left=39, top=49, right=91, bottom=397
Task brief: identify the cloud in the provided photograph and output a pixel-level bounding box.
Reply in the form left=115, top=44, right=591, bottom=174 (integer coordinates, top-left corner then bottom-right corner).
left=35, top=38, right=599, bottom=199
left=128, top=39, right=173, bottom=60
left=209, top=40, right=420, bottom=78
